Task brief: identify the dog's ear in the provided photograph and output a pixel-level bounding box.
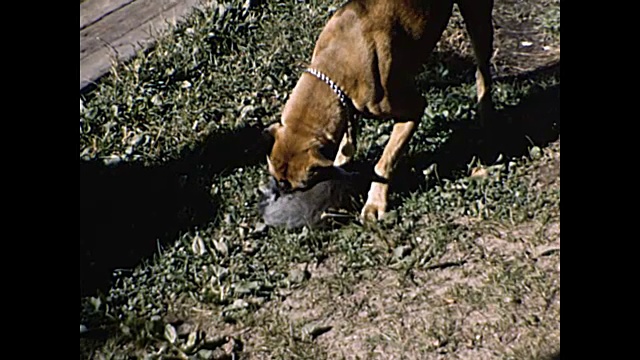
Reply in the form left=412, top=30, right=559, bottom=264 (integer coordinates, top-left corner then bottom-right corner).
left=266, top=153, right=275, bottom=173
left=263, top=122, right=281, bottom=139
left=262, top=122, right=281, bottom=152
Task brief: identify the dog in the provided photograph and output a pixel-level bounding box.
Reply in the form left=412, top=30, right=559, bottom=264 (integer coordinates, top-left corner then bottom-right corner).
left=264, top=0, right=494, bottom=222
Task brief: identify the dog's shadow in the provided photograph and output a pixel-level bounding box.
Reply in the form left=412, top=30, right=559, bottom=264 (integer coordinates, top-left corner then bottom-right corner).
left=80, top=125, right=268, bottom=297
left=343, top=59, right=560, bottom=205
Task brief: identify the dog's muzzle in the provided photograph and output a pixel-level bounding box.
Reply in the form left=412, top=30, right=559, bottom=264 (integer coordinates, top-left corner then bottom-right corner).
left=278, top=179, right=292, bottom=192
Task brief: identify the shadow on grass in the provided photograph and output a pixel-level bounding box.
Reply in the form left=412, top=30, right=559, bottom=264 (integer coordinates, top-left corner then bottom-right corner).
left=343, top=60, right=560, bottom=206
left=408, top=61, right=560, bottom=181
left=80, top=125, right=268, bottom=297
left=546, top=351, right=560, bottom=360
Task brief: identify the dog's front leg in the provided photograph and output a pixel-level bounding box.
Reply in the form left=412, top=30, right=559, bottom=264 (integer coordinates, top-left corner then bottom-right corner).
left=361, top=120, right=416, bottom=222
left=334, top=115, right=358, bottom=167
left=333, top=131, right=355, bottom=167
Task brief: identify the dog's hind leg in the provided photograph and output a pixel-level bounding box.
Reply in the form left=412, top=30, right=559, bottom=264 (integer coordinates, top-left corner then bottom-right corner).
left=458, top=0, right=495, bottom=126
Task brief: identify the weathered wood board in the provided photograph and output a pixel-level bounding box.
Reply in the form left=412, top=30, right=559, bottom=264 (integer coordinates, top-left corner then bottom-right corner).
left=80, top=0, right=201, bottom=91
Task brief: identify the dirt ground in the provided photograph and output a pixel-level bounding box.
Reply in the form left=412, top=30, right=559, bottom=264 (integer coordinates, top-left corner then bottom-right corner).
left=200, top=142, right=560, bottom=360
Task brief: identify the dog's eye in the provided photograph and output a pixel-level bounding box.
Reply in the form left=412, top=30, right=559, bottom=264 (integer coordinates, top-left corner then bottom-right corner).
left=308, top=165, right=332, bottom=182
left=308, top=166, right=323, bottom=177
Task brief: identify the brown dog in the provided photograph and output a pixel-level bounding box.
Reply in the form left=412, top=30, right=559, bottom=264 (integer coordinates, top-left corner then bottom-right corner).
left=265, top=0, right=494, bottom=222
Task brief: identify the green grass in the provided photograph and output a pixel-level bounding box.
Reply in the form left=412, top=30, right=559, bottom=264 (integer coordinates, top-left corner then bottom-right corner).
left=80, top=0, right=560, bottom=358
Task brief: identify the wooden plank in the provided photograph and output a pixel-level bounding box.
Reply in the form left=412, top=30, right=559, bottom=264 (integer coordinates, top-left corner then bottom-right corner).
left=80, top=0, right=135, bottom=30
left=80, top=0, right=201, bottom=91
left=80, top=0, right=182, bottom=62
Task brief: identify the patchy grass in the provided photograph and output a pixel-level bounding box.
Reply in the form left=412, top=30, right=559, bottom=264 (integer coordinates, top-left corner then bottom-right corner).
left=80, top=0, right=560, bottom=359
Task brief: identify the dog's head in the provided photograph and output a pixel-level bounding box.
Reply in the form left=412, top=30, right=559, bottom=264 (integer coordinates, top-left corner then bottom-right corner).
left=264, top=122, right=334, bottom=191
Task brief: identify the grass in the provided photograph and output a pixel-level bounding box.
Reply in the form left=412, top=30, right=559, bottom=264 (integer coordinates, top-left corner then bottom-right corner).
left=80, top=0, right=560, bottom=358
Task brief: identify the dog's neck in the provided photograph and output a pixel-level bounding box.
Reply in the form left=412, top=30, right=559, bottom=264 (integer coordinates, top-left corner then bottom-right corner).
left=281, top=71, right=350, bottom=148
left=304, top=68, right=350, bottom=110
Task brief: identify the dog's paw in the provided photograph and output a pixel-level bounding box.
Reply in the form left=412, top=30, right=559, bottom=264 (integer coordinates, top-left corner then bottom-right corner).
left=360, top=201, right=386, bottom=222
left=360, top=182, right=388, bottom=223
